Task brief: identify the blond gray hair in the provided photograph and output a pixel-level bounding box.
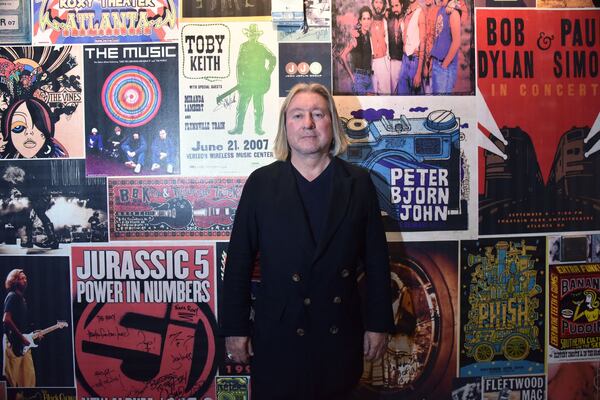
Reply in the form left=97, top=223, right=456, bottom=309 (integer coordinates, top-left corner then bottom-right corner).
left=273, top=83, right=348, bottom=160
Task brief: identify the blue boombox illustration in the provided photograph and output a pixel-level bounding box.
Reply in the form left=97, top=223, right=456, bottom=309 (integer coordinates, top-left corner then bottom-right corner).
left=339, top=110, right=462, bottom=228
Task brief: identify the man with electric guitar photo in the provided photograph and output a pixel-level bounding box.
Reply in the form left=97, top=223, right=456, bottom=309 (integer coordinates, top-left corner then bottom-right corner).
left=2, top=268, right=68, bottom=387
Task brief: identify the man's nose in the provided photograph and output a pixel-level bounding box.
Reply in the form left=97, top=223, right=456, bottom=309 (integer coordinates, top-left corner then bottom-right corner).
left=303, top=114, right=315, bottom=128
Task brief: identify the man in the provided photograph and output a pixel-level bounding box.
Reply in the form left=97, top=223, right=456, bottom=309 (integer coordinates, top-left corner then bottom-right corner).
left=88, top=211, right=101, bottom=242
left=422, top=0, right=441, bottom=94
left=150, top=129, right=175, bottom=174
left=341, top=7, right=374, bottom=95
left=228, top=24, right=276, bottom=136
left=397, top=0, right=426, bottom=94
left=370, top=0, right=392, bottom=94
left=107, top=126, right=124, bottom=160
left=121, top=132, right=147, bottom=174
left=387, top=0, right=404, bottom=93
left=221, top=83, right=393, bottom=400
left=430, top=0, right=461, bottom=94
left=3, top=269, right=36, bottom=387
left=87, top=128, right=103, bottom=154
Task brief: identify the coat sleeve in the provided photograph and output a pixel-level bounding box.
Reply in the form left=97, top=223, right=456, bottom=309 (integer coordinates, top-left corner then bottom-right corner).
left=363, top=175, right=395, bottom=333
left=219, top=172, right=259, bottom=337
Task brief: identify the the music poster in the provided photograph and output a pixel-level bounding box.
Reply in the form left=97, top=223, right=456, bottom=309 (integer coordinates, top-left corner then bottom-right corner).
left=108, top=176, right=245, bottom=240
left=71, top=243, right=221, bottom=399
left=179, top=22, right=278, bottom=176
left=84, top=43, right=180, bottom=177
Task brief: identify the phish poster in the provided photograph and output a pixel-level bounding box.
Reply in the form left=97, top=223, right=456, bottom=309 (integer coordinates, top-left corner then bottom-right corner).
left=0, top=46, right=84, bottom=159
left=335, top=96, right=477, bottom=241
left=179, top=22, right=278, bottom=176
left=353, top=241, right=458, bottom=400
left=478, top=9, right=600, bottom=235
left=84, top=43, right=180, bottom=177
left=108, top=176, right=245, bottom=240
left=460, top=237, right=546, bottom=377
left=33, top=0, right=178, bottom=44
left=71, top=244, right=221, bottom=399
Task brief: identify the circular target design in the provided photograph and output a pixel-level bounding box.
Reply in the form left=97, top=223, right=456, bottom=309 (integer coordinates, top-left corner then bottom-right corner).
left=101, top=66, right=162, bottom=128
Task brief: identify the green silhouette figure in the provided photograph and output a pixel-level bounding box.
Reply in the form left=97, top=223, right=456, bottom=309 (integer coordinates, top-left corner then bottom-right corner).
left=228, top=24, right=276, bottom=135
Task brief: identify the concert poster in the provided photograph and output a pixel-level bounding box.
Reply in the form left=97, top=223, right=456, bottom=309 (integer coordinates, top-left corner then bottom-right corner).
left=0, top=159, right=108, bottom=255
left=179, top=22, right=278, bottom=176
left=215, top=241, right=260, bottom=377
left=459, top=237, right=546, bottom=377
left=332, top=0, right=474, bottom=96
left=474, top=0, right=534, bottom=7
left=477, top=9, right=600, bottom=235
left=334, top=96, right=477, bottom=241
left=451, top=377, right=482, bottom=400
left=108, top=176, right=245, bottom=240
left=0, top=256, right=74, bottom=388
left=33, top=0, right=178, bottom=44
left=216, top=376, right=250, bottom=399
left=84, top=43, right=180, bottom=177
left=537, top=0, right=599, bottom=7
left=71, top=243, right=221, bottom=399
left=0, top=46, right=84, bottom=159
left=549, top=249, right=600, bottom=362
left=351, top=241, right=458, bottom=400
left=548, top=361, right=600, bottom=400
left=0, top=0, right=31, bottom=44
left=482, top=375, right=546, bottom=400
left=278, top=42, right=332, bottom=97
left=181, top=0, right=271, bottom=20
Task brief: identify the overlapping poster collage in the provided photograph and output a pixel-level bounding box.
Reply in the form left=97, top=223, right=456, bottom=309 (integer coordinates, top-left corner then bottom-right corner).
left=0, top=0, right=597, bottom=397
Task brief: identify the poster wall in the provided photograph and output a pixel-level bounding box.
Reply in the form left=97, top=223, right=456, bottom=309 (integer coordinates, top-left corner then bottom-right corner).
left=179, top=21, right=278, bottom=176
left=71, top=243, right=221, bottom=399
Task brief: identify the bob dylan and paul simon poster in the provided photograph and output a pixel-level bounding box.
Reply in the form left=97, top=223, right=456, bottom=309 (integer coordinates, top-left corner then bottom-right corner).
left=33, top=0, right=178, bottom=44
left=71, top=244, right=221, bottom=399
left=478, top=9, right=600, bottom=235
left=460, top=237, right=546, bottom=377
left=0, top=46, right=84, bottom=159
left=84, top=43, right=180, bottom=177
left=108, top=176, right=244, bottom=240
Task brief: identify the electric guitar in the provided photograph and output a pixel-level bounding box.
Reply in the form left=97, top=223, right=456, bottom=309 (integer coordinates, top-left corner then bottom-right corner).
left=8, top=320, right=68, bottom=357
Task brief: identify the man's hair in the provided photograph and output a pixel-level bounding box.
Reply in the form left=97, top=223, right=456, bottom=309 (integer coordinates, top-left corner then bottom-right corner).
left=358, top=6, right=373, bottom=20
left=5, top=268, right=23, bottom=290
left=273, top=83, right=348, bottom=161
left=371, top=0, right=387, bottom=9
left=2, top=165, right=25, bottom=184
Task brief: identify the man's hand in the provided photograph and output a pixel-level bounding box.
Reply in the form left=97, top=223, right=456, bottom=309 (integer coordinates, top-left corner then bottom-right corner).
left=225, top=336, right=253, bottom=363
left=363, top=331, right=388, bottom=361
left=127, top=151, right=136, bottom=157
left=159, top=152, right=167, bottom=160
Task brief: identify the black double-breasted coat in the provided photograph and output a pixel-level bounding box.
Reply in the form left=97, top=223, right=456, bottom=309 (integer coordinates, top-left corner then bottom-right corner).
left=220, top=158, right=393, bottom=400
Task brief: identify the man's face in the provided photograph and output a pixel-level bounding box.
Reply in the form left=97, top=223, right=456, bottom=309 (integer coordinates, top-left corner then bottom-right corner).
left=159, top=130, right=167, bottom=139
left=16, top=272, right=27, bottom=291
left=133, top=133, right=140, bottom=140
left=285, top=92, right=333, bottom=159
left=10, top=102, right=45, bottom=159
left=372, top=0, right=385, bottom=14
left=115, top=127, right=121, bottom=135
left=360, top=11, right=372, bottom=31
left=391, top=0, right=401, bottom=15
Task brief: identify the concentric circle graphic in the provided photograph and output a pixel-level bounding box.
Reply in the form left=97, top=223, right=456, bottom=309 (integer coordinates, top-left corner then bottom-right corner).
left=101, top=66, right=162, bottom=128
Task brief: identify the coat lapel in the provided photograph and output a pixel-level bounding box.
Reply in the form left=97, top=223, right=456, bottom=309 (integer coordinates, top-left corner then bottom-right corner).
left=312, top=158, right=353, bottom=263
left=274, top=161, right=316, bottom=257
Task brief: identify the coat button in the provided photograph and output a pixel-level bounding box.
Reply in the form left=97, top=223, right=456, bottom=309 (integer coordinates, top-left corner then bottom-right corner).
left=292, top=273, right=301, bottom=282
left=303, top=297, right=311, bottom=306
left=296, top=328, right=305, bottom=336
left=329, top=325, right=339, bottom=335
left=333, top=296, right=342, bottom=304
left=340, top=269, right=350, bottom=278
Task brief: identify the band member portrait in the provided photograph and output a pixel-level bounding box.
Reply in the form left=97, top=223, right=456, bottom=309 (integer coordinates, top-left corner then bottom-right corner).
left=87, top=128, right=103, bottom=155
left=370, top=0, right=392, bottom=94
left=1, top=98, right=67, bottom=159
left=221, top=82, right=393, bottom=399
left=150, top=129, right=176, bottom=174
left=430, top=0, right=461, bottom=94
left=121, top=131, right=147, bottom=174
left=107, top=126, right=124, bottom=160
left=341, top=7, right=374, bottom=96
left=397, top=0, right=426, bottom=95
left=2, top=268, right=40, bottom=387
